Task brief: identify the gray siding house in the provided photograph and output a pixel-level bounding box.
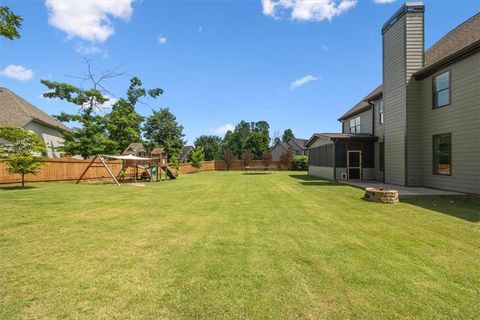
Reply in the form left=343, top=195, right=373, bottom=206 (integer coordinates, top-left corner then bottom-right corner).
left=272, top=138, right=308, bottom=161
left=179, top=145, right=193, bottom=163
left=306, top=3, right=479, bottom=194
left=0, top=87, right=70, bottom=158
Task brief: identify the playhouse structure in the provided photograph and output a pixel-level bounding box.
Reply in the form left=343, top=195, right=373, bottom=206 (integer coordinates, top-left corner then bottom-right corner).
left=76, top=143, right=176, bottom=185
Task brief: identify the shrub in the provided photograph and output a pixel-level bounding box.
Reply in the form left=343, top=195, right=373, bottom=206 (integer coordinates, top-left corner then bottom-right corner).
left=279, top=150, right=293, bottom=169
left=261, top=150, right=272, bottom=167
left=241, top=150, right=253, bottom=167
left=291, top=155, right=308, bottom=171
left=190, top=147, right=205, bottom=169
left=223, top=148, right=234, bottom=170
left=169, top=156, right=180, bottom=176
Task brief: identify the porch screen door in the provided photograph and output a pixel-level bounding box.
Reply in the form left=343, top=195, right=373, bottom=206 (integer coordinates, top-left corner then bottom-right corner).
left=347, top=151, right=362, bottom=180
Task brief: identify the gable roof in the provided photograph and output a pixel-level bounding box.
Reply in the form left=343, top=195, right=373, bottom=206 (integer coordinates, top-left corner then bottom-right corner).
left=288, top=138, right=308, bottom=150
left=179, top=145, right=193, bottom=160
left=338, top=85, right=383, bottom=121
left=151, top=147, right=164, bottom=155
left=273, top=138, right=308, bottom=153
left=416, top=12, right=480, bottom=79
left=0, top=87, right=70, bottom=131
left=273, top=140, right=289, bottom=151
left=122, top=143, right=147, bottom=155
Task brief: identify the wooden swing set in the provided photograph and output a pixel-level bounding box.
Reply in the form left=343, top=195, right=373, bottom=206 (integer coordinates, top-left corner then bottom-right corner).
left=76, top=154, right=174, bottom=186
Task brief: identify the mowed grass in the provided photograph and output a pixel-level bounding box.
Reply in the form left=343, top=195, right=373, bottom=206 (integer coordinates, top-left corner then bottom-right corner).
left=0, top=172, right=479, bottom=319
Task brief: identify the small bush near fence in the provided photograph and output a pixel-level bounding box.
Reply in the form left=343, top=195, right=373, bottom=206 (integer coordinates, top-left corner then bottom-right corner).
left=291, top=156, right=308, bottom=171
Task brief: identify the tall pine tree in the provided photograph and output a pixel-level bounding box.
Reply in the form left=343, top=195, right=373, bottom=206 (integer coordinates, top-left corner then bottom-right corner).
left=41, top=80, right=116, bottom=158
left=106, top=77, right=162, bottom=153
left=143, top=108, right=185, bottom=161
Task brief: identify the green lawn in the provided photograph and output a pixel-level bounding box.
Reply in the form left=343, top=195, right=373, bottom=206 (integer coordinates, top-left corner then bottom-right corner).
left=1, top=171, right=479, bottom=319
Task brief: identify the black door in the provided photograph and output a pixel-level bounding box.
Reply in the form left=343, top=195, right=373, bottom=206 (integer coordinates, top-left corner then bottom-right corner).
left=348, top=151, right=362, bottom=180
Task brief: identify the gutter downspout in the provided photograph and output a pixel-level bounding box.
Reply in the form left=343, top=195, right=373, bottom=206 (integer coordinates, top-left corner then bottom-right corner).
left=366, top=100, right=375, bottom=136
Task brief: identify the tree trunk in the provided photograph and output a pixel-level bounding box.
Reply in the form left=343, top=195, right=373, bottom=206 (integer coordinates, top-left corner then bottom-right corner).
left=21, top=173, right=25, bottom=188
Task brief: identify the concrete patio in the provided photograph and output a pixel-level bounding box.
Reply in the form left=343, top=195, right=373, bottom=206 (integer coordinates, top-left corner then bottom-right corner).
left=340, top=180, right=464, bottom=196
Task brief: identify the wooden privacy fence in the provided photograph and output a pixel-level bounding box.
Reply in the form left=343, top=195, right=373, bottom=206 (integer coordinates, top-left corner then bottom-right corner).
left=0, top=158, right=284, bottom=184
left=0, top=158, right=125, bottom=184
left=178, top=160, right=283, bottom=174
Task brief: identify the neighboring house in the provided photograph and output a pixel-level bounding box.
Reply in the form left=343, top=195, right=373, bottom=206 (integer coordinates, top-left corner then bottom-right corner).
left=0, top=87, right=70, bottom=158
left=122, top=143, right=150, bottom=157
left=306, top=3, right=479, bottom=194
left=179, top=145, right=193, bottom=163
left=272, top=138, right=308, bottom=161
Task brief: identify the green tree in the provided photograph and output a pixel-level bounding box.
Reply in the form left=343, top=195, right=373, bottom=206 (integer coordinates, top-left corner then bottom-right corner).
left=222, top=120, right=271, bottom=159
left=190, top=147, right=205, bottom=169
left=253, top=121, right=270, bottom=139
left=106, top=77, right=163, bottom=153
left=0, top=127, right=46, bottom=187
left=0, top=6, right=22, bottom=39
left=194, top=135, right=222, bottom=161
left=282, top=129, right=295, bottom=142
left=226, top=121, right=251, bottom=158
left=244, top=131, right=270, bottom=159
left=143, top=108, right=185, bottom=161
left=41, top=80, right=116, bottom=158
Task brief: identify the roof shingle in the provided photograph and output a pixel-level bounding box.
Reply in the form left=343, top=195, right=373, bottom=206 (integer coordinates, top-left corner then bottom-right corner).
left=0, top=87, right=70, bottom=131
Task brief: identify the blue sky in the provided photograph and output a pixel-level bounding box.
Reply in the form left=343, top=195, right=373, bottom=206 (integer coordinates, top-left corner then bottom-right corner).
left=0, top=0, right=478, bottom=144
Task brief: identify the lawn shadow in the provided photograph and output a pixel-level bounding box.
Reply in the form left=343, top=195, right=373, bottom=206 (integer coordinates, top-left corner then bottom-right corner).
left=0, top=185, right=36, bottom=191
left=289, top=174, right=343, bottom=187
left=289, top=174, right=321, bottom=181
left=401, top=195, right=480, bottom=222
left=244, top=172, right=275, bottom=175
left=299, top=181, right=342, bottom=187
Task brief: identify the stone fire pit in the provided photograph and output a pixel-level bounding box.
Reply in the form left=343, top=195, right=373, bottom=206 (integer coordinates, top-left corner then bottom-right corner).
left=364, top=187, right=399, bottom=203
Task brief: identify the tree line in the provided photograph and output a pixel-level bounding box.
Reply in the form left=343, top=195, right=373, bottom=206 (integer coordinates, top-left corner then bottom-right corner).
left=192, top=123, right=297, bottom=163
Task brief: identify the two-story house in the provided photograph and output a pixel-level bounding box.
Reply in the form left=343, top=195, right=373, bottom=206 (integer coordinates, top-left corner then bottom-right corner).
left=306, top=3, right=479, bottom=194
left=0, top=87, right=70, bottom=158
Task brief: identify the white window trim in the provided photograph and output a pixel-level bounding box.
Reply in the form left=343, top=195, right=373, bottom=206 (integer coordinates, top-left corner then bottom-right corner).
left=349, top=116, right=361, bottom=134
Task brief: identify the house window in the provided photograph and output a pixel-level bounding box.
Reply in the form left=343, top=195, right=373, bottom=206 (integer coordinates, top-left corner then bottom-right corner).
left=433, top=133, right=451, bottom=175
left=349, top=117, right=361, bottom=134
left=379, top=100, right=384, bottom=124
left=433, top=71, right=450, bottom=108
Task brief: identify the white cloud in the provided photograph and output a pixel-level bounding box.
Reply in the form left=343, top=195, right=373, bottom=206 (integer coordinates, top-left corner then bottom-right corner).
left=290, top=74, right=318, bottom=89
left=262, top=0, right=357, bottom=21
left=45, top=0, right=134, bottom=43
left=374, top=0, right=396, bottom=3
left=99, top=95, right=118, bottom=109
left=81, top=95, right=118, bottom=110
left=1, top=65, right=34, bottom=81
left=212, top=124, right=235, bottom=135
left=75, top=44, right=109, bottom=58
left=75, top=44, right=100, bottom=54
left=158, top=36, right=167, bottom=45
